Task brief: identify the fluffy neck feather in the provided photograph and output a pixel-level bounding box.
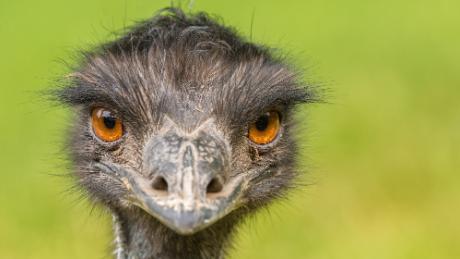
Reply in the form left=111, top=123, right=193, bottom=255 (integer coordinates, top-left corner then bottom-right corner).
left=111, top=208, right=241, bottom=259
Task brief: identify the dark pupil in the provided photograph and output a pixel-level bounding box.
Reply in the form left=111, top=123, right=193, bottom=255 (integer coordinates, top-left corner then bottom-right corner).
left=102, top=113, right=117, bottom=129
left=255, top=114, right=269, bottom=131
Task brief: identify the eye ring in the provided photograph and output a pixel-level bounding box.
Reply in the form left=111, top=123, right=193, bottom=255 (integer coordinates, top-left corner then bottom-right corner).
left=91, top=108, right=123, bottom=142
left=248, top=111, right=281, bottom=145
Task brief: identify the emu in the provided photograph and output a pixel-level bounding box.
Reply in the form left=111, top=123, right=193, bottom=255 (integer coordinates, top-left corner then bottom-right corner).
left=55, top=8, right=317, bottom=259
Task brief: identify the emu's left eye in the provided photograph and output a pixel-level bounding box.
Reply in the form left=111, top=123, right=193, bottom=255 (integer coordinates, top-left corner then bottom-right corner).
left=91, top=108, right=123, bottom=142
left=248, top=111, right=281, bottom=145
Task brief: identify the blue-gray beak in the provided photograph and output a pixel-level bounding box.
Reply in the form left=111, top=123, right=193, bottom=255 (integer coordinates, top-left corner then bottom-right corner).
left=96, top=119, right=247, bottom=235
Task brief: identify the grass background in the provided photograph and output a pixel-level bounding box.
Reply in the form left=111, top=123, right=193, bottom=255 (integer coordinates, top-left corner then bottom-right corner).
left=0, top=0, right=459, bottom=258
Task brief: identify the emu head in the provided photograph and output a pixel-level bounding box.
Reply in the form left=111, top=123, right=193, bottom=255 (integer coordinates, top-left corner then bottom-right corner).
left=56, top=8, right=316, bottom=235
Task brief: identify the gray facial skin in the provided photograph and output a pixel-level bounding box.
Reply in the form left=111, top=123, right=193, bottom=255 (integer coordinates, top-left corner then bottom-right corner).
left=54, top=7, right=318, bottom=259
left=97, top=117, right=244, bottom=235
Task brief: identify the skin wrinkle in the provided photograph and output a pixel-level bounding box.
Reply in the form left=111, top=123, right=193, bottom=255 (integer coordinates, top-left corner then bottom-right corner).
left=54, top=7, right=319, bottom=259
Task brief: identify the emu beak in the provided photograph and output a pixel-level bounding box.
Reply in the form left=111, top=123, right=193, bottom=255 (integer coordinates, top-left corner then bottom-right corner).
left=96, top=119, right=246, bottom=235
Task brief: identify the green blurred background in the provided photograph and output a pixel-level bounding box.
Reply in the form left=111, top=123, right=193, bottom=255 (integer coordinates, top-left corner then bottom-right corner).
left=1, top=0, right=459, bottom=258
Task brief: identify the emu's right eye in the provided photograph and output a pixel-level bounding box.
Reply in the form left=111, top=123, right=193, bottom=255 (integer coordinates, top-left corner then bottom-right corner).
left=91, top=108, right=123, bottom=142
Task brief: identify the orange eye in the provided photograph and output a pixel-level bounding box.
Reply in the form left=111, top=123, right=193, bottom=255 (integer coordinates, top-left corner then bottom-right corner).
left=91, top=108, right=123, bottom=142
left=248, top=111, right=281, bottom=145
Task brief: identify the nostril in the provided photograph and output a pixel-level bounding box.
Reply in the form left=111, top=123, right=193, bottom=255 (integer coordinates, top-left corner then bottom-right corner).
left=206, top=177, right=223, bottom=193
left=152, top=176, right=168, bottom=191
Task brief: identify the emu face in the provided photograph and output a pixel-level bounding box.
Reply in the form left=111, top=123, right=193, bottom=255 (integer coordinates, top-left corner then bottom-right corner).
left=57, top=9, right=315, bottom=235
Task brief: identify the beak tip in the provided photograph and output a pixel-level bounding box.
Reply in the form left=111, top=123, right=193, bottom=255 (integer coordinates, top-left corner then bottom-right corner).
left=162, top=210, right=210, bottom=235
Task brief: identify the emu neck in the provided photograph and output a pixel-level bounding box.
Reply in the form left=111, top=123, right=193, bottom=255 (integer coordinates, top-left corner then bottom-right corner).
left=112, top=209, right=239, bottom=259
